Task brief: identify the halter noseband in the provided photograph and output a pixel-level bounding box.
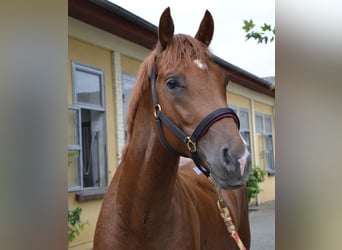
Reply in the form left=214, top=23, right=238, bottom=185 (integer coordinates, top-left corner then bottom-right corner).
left=151, top=59, right=240, bottom=177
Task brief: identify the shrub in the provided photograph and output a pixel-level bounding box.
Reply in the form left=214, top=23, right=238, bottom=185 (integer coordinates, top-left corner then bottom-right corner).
left=246, top=166, right=266, bottom=203
left=68, top=152, right=88, bottom=244
left=68, top=207, right=88, bottom=244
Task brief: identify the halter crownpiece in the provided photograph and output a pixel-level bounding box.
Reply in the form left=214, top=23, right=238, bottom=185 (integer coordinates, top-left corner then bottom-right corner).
left=150, top=59, right=240, bottom=177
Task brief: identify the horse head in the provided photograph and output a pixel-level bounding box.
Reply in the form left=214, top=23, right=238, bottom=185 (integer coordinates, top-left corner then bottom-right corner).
left=151, top=7, right=251, bottom=189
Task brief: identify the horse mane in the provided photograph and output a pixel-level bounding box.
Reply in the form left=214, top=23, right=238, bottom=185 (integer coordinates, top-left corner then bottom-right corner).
left=121, top=34, right=212, bottom=159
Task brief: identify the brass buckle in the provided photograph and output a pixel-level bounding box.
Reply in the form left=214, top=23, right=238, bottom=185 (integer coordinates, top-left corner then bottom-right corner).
left=186, top=136, right=197, bottom=152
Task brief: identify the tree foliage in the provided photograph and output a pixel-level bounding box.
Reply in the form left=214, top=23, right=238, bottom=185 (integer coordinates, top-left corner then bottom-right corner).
left=242, top=19, right=275, bottom=44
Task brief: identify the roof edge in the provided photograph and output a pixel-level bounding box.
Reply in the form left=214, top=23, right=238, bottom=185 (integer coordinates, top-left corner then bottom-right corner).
left=213, top=55, right=274, bottom=97
left=89, top=0, right=157, bottom=33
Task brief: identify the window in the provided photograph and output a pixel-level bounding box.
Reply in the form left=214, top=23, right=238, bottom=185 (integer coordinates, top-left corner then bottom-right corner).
left=228, top=104, right=237, bottom=115
left=239, top=108, right=251, bottom=151
left=122, top=73, right=136, bottom=141
left=68, top=62, right=108, bottom=195
left=68, top=106, right=81, bottom=190
left=229, top=105, right=251, bottom=151
left=255, top=112, right=275, bottom=174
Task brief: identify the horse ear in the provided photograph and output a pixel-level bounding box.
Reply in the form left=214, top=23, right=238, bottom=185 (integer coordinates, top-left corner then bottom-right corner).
left=158, top=7, right=174, bottom=50
left=195, top=10, right=214, bottom=46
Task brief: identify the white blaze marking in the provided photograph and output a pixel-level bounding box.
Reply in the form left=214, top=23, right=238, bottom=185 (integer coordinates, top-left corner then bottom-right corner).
left=238, top=133, right=250, bottom=176
left=194, top=59, right=207, bottom=70
left=238, top=149, right=249, bottom=176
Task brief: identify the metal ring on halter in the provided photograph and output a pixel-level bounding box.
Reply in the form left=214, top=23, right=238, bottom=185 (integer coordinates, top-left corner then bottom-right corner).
left=186, top=136, right=197, bottom=152
left=154, top=104, right=162, bottom=119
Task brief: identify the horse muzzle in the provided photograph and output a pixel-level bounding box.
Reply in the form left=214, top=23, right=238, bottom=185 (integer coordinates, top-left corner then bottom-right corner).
left=199, top=137, right=251, bottom=190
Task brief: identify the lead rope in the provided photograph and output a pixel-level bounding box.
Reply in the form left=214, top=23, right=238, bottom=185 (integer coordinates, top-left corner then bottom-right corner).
left=209, top=177, right=247, bottom=250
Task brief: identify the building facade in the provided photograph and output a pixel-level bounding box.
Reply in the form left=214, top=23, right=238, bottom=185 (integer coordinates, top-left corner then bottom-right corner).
left=68, top=1, right=275, bottom=248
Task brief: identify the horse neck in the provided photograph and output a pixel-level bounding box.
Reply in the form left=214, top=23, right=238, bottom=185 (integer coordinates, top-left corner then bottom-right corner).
left=117, top=89, right=180, bottom=220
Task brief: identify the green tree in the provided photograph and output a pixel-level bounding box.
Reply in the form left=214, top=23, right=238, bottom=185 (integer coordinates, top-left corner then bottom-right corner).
left=242, top=19, right=275, bottom=44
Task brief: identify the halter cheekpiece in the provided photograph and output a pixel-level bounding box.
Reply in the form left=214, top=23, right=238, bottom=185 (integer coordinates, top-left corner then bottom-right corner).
left=151, top=58, right=240, bottom=177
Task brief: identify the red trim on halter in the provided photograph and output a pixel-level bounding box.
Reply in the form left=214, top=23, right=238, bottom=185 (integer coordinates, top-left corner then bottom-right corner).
left=196, top=113, right=239, bottom=141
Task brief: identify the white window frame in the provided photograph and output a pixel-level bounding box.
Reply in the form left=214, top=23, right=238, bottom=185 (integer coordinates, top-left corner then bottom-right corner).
left=255, top=112, right=275, bottom=174
left=68, top=105, right=83, bottom=191
left=228, top=105, right=251, bottom=149
left=121, top=72, right=137, bottom=142
left=68, top=62, right=108, bottom=193
left=239, top=107, right=251, bottom=149
left=72, top=62, right=105, bottom=111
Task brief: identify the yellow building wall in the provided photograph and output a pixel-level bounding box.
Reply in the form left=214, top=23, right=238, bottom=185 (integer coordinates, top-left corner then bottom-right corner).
left=228, top=91, right=275, bottom=204
left=121, top=55, right=141, bottom=75
left=253, top=100, right=274, bottom=169
left=254, top=100, right=273, bottom=116
left=68, top=36, right=117, bottom=249
left=259, top=175, right=275, bottom=202
left=227, top=92, right=250, bottom=109
left=253, top=100, right=275, bottom=203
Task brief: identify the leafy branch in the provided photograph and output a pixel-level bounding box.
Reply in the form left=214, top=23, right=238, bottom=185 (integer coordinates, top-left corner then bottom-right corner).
left=242, top=19, right=275, bottom=44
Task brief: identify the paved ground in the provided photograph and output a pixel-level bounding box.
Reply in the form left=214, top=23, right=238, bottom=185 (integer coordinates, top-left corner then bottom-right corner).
left=249, top=200, right=275, bottom=250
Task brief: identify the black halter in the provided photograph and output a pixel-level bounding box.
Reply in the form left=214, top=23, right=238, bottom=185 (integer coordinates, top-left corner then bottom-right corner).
left=151, top=60, right=240, bottom=177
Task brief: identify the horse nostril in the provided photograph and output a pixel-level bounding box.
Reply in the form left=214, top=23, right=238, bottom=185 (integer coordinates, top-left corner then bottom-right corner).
left=222, top=147, right=231, bottom=166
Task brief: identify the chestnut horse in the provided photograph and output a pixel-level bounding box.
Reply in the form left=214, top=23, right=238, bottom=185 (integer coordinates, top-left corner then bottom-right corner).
left=94, top=7, right=251, bottom=250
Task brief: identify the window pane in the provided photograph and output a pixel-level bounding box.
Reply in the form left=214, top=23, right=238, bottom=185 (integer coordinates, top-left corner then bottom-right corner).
left=75, top=70, right=102, bottom=106
left=68, top=108, right=79, bottom=145
left=241, top=131, right=251, bottom=152
left=265, top=115, right=272, bottom=134
left=263, top=135, right=275, bottom=171
left=68, top=150, right=81, bottom=188
left=228, top=104, right=237, bottom=114
left=122, top=73, right=136, bottom=140
left=255, top=113, right=263, bottom=133
left=239, top=109, right=250, bottom=130
left=81, top=109, right=107, bottom=188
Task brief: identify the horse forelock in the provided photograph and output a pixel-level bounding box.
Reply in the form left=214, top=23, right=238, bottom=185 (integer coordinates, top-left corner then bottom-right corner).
left=158, top=34, right=211, bottom=70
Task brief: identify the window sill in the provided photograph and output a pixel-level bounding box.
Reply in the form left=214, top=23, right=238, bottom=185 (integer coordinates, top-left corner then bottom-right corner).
left=266, top=169, right=276, bottom=176
left=75, top=187, right=107, bottom=201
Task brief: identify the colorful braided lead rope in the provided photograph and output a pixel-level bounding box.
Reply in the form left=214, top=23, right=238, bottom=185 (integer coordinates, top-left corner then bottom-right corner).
left=209, top=176, right=247, bottom=250
left=217, top=198, right=247, bottom=250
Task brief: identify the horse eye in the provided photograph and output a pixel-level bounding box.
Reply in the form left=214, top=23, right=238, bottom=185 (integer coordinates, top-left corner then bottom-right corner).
left=166, top=79, right=179, bottom=90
